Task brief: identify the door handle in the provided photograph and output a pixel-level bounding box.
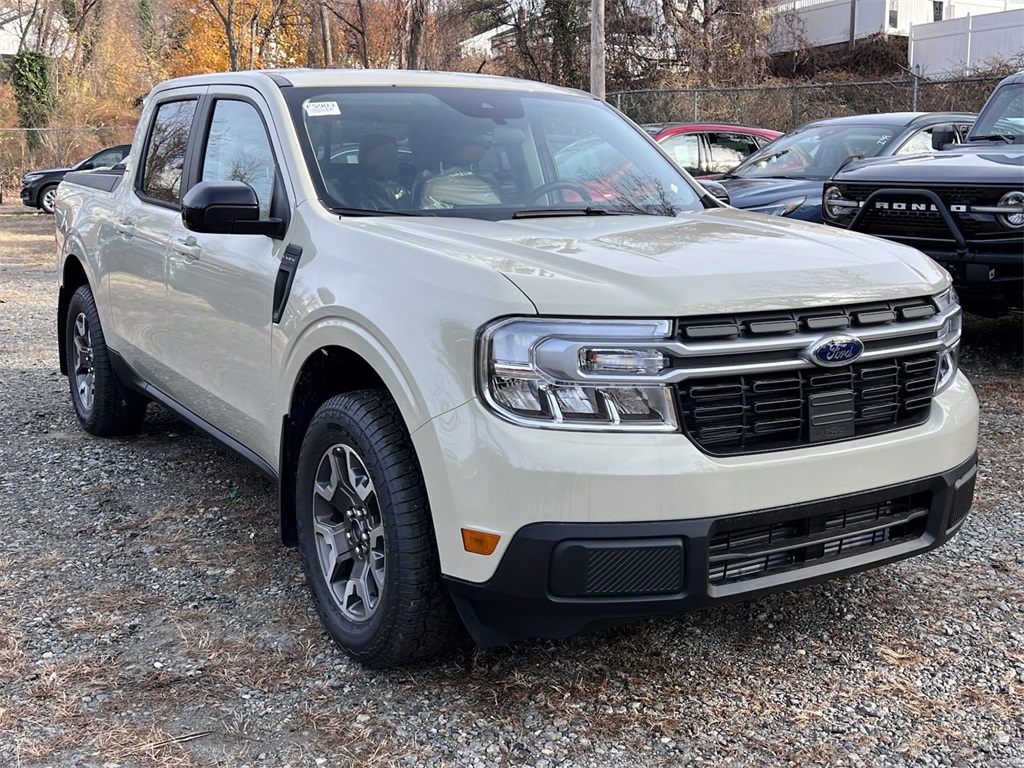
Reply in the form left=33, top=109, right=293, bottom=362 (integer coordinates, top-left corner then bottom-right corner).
left=114, top=220, right=135, bottom=238
left=170, top=236, right=201, bottom=262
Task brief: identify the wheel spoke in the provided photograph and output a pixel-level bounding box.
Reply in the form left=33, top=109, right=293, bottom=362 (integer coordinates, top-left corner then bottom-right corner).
left=338, top=446, right=375, bottom=503
left=314, top=449, right=343, bottom=503
left=354, top=557, right=379, bottom=609
left=313, top=518, right=353, bottom=584
left=343, top=573, right=370, bottom=618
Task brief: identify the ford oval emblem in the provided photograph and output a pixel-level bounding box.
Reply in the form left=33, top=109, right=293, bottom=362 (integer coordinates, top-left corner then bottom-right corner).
left=805, top=335, right=865, bottom=368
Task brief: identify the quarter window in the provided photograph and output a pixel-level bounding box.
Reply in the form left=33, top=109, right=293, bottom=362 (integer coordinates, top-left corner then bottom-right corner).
left=141, top=100, right=197, bottom=205
left=200, top=99, right=278, bottom=218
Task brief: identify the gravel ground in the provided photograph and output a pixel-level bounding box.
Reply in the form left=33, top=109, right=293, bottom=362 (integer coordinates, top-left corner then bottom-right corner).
left=1, top=206, right=1022, bottom=768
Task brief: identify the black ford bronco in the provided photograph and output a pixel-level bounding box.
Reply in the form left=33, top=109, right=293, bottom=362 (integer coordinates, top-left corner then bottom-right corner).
left=823, top=72, right=1023, bottom=316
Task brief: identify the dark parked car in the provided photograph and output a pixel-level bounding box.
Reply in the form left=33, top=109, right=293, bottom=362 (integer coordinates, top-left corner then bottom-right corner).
left=824, top=71, right=1023, bottom=316
left=642, top=123, right=782, bottom=177
left=714, top=113, right=975, bottom=221
left=20, top=144, right=130, bottom=214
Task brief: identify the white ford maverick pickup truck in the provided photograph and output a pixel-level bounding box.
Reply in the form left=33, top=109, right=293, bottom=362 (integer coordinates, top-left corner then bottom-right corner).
left=55, top=69, right=979, bottom=667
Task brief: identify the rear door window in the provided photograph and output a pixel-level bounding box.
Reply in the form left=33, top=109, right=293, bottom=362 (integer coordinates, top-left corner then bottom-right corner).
left=706, top=132, right=760, bottom=173
left=140, top=100, right=198, bottom=205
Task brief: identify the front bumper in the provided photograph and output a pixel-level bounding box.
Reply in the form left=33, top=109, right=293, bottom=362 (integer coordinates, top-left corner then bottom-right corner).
left=918, top=249, right=1023, bottom=315
left=20, top=186, right=35, bottom=206
left=446, top=454, right=977, bottom=646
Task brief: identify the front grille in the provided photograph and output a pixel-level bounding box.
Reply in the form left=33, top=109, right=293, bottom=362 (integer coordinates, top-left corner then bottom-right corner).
left=840, top=184, right=1009, bottom=241
left=676, top=297, right=936, bottom=341
left=708, top=491, right=931, bottom=585
left=859, top=205, right=952, bottom=239
left=676, top=353, right=937, bottom=455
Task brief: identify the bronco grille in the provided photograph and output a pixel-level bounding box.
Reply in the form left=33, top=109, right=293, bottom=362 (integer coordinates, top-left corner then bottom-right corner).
left=840, top=184, right=1009, bottom=241
left=708, top=491, right=931, bottom=585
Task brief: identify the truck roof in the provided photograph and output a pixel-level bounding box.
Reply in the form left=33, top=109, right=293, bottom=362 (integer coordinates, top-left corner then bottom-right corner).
left=803, top=111, right=975, bottom=128
left=152, top=68, right=593, bottom=98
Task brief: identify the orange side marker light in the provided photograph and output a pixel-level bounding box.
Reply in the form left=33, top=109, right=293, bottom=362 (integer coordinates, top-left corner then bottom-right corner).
left=461, top=528, right=501, bottom=556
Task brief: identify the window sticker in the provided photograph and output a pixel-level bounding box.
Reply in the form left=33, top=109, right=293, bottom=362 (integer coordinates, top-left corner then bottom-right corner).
left=304, top=101, right=341, bottom=117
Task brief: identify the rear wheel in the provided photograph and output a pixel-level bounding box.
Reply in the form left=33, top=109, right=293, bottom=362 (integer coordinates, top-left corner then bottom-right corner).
left=39, top=184, right=58, bottom=214
left=295, top=391, right=462, bottom=667
left=65, top=284, right=147, bottom=436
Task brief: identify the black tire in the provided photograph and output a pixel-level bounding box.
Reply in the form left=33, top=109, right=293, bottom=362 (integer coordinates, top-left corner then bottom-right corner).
left=65, top=284, right=147, bottom=436
left=295, top=390, right=463, bottom=667
left=39, top=184, right=58, bottom=214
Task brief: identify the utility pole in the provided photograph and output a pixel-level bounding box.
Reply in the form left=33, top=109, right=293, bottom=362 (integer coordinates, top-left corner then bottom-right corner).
left=590, top=0, right=605, bottom=99
left=848, top=0, right=857, bottom=50
left=321, top=5, right=333, bottom=67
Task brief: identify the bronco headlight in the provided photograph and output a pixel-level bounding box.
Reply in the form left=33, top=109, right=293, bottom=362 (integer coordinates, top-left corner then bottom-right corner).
left=996, top=191, right=1024, bottom=229
left=824, top=186, right=858, bottom=219
left=934, top=286, right=962, bottom=395
left=478, top=318, right=678, bottom=431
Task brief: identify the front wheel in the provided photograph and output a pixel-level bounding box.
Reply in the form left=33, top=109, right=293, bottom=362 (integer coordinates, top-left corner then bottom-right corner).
left=65, top=284, right=147, bottom=436
left=39, top=184, right=58, bottom=214
left=295, top=391, right=462, bottom=667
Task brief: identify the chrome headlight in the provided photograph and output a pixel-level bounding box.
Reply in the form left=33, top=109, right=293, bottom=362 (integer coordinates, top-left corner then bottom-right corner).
left=22, top=172, right=43, bottom=183
left=823, top=186, right=858, bottom=219
left=748, top=196, right=808, bottom=217
left=933, top=286, right=962, bottom=395
left=478, top=318, right=678, bottom=431
left=996, top=191, right=1024, bottom=229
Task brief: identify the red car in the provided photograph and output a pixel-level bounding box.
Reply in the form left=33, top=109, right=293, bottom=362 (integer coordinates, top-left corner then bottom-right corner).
left=642, top=123, right=783, bottom=178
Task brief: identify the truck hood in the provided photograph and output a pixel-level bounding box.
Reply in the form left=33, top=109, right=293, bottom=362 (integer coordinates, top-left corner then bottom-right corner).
left=373, top=208, right=948, bottom=316
left=837, top=149, right=1024, bottom=185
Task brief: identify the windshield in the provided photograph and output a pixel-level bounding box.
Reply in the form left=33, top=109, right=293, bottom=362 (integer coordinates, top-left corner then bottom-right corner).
left=285, top=87, right=705, bottom=219
left=969, top=82, right=1024, bottom=142
left=725, top=123, right=898, bottom=180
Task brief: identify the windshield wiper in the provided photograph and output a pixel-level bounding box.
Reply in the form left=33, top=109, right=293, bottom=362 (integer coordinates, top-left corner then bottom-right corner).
left=512, top=206, right=630, bottom=219
left=968, top=133, right=1014, bottom=144
left=328, top=206, right=416, bottom=217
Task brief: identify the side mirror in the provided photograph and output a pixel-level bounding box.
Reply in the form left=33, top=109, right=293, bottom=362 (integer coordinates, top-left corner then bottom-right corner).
left=931, top=127, right=957, bottom=151
left=78, top=161, right=94, bottom=171
left=700, top=180, right=731, bottom=206
left=181, top=180, right=283, bottom=236
left=837, top=154, right=863, bottom=173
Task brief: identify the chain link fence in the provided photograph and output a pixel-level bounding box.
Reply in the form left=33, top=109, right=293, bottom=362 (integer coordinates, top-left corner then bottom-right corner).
left=0, top=126, right=136, bottom=204
left=609, top=75, right=1005, bottom=132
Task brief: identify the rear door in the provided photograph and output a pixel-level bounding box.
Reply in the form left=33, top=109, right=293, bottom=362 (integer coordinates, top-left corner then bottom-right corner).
left=105, top=91, right=204, bottom=384
left=160, top=87, right=291, bottom=460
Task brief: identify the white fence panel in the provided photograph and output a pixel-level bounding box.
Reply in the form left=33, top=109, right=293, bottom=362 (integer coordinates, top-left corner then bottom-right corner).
left=768, top=0, right=1023, bottom=53
left=910, top=9, right=1024, bottom=75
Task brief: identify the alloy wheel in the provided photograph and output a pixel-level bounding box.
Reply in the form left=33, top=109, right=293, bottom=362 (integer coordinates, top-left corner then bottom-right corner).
left=311, top=443, right=386, bottom=622
left=72, top=312, right=95, bottom=413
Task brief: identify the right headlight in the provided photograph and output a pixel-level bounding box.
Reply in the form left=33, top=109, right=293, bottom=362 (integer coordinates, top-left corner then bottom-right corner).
left=996, top=191, right=1024, bottom=229
left=823, top=186, right=858, bottom=220
left=478, top=317, right=679, bottom=431
left=933, top=286, right=962, bottom=395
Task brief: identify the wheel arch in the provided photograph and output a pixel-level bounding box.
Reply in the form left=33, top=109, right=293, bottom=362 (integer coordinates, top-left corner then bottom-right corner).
left=57, top=255, right=90, bottom=376
left=279, top=345, right=393, bottom=546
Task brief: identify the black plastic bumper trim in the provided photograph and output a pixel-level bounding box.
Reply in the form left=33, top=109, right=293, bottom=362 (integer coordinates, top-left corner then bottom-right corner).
left=445, top=453, right=978, bottom=647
